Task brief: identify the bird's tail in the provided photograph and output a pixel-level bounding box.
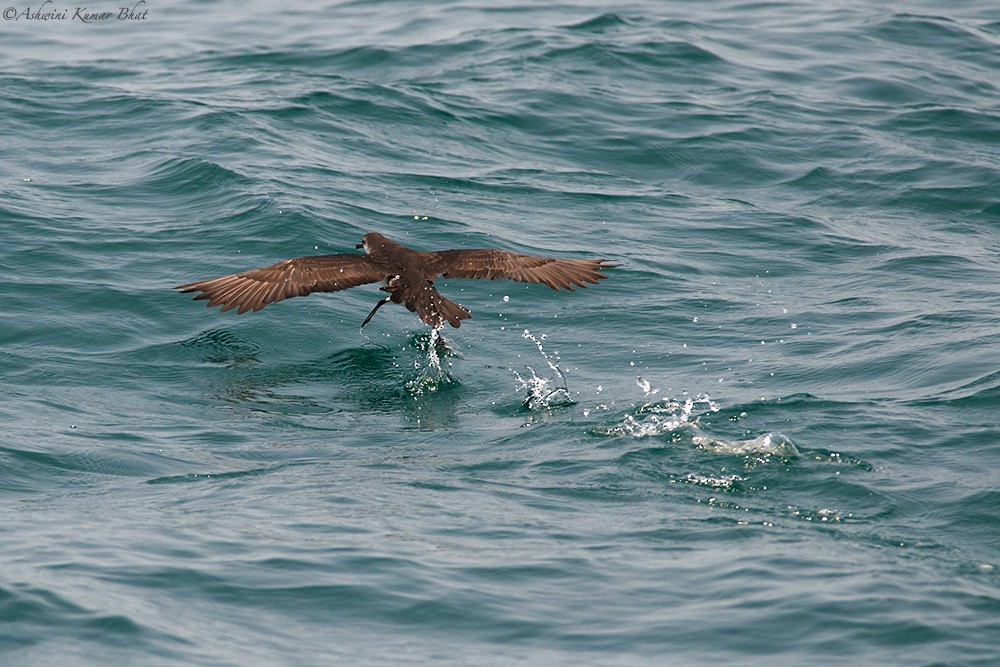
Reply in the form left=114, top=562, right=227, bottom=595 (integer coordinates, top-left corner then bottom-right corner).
left=389, top=281, right=471, bottom=328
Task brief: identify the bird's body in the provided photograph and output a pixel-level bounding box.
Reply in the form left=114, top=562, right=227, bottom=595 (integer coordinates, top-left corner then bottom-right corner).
left=176, top=232, right=612, bottom=328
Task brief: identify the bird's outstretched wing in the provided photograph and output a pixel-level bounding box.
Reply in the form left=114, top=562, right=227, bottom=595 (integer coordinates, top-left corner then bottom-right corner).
left=429, top=249, right=613, bottom=291
left=175, top=254, right=387, bottom=314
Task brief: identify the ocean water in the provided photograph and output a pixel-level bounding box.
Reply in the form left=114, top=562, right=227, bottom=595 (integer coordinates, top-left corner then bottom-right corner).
left=2, top=0, right=999, bottom=664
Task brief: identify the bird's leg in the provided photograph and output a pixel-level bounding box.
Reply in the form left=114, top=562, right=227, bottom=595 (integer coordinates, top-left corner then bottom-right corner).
left=361, top=297, right=392, bottom=328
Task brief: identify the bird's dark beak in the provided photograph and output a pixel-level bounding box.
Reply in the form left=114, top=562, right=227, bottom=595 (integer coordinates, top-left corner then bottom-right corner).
left=356, top=243, right=364, bottom=249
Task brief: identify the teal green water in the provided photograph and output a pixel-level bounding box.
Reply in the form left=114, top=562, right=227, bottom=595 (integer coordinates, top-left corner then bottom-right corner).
left=3, top=1, right=1000, bottom=664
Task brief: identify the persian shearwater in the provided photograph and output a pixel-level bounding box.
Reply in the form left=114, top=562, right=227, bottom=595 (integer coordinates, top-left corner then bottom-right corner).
left=175, top=232, right=613, bottom=328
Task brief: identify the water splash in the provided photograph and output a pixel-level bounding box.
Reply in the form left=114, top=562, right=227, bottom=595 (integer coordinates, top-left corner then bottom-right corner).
left=512, top=329, right=573, bottom=410
left=599, top=394, right=720, bottom=437
left=404, top=326, right=457, bottom=396
left=693, top=431, right=799, bottom=458
left=598, top=390, right=798, bottom=458
left=683, top=473, right=744, bottom=490
left=636, top=376, right=660, bottom=396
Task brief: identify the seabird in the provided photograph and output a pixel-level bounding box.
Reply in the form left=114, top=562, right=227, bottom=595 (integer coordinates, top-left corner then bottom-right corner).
left=176, top=232, right=613, bottom=328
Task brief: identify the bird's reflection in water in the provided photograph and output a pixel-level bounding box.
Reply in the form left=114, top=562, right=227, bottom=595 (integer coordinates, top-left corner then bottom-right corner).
left=199, top=333, right=465, bottom=430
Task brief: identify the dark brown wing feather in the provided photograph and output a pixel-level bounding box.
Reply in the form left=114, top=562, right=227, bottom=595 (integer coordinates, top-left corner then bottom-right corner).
left=429, top=249, right=613, bottom=291
left=175, top=254, right=387, bottom=314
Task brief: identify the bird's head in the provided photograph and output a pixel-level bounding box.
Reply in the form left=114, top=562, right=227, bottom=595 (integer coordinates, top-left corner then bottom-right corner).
left=357, top=232, right=390, bottom=254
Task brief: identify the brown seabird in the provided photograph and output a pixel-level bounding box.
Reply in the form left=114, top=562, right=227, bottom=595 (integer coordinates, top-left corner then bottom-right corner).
left=175, top=232, right=613, bottom=328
